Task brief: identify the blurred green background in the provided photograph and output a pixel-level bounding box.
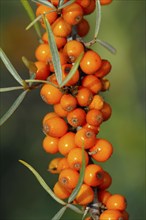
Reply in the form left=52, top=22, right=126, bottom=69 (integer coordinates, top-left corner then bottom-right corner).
left=0, top=0, right=145, bottom=220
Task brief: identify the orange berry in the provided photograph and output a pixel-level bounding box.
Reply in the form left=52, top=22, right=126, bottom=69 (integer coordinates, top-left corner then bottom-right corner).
left=35, top=43, right=51, bottom=62
left=36, top=5, right=58, bottom=27
left=76, top=87, right=93, bottom=107
left=89, top=95, right=104, bottom=110
left=42, top=135, right=59, bottom=154
left=95, top=59, right=112, bottom=78
left=100, top=0, right=113, bottom=6
left=42, top=32, right=67, bottom=49
left=34, top=61, right=50, bottom=80
left=53, top=181, right=72, bottom=199
left=62, top=3, right=83, bottom=25
left=99, top=210, right=123, bottom=220
left=50, top=0, right=69, bottom=7
left=101, top=78, right=110, bottom=91
left=57, top=157, right=70, bottom=173
left=43, top=116, right=68, bottom=137
left=59, top=168, right=79, bottom=189
left=48, top=157, right=62, bottom=174
left=83, top=123, right=100, bottom=134
left=42, top=112, right=58, bottom=127
left=84, top=164, right=104, bottom=187
left=60, top=94, right=77, bottom=112
left=121, top=210, right=129, bottom=220
left=75, top=184, right=94, bottom=205
left=101, top=102, right=112, bottom=121
left=47, top=50, right=67, bottom=72
left=67, top=148, right=89, bottom=171
left=89, top=138, right=113, bottom=162
left=98, top=190, right=112, bottom=205
left=82, top=74, right=102, bottom=94
left=86, top=109, right=103, bottom=127
left=80, top=50, right=102, bottom=74
left=40, top=84, right=63, bottom=105
left=106, top=194, right=127, bottom=211
left=76, top=0, right=91, bottom=8
left=52, top=17, right=72, bottom=37
left=76, top=18, right=90, bottom=37
left=83, top=0, right=96, bottom=15
left=98, top=171, right=112, bottom=190
left=62, top=63, right=80, bottom=86
left=54, top=103, right=68, bottom=118
left=63, top=40, right=84, bottom=63
left=67, top=108, right=86, bottom=127
left=75, top=128, right=96, bottom=149
left=58, top=132, right=77, bottom=156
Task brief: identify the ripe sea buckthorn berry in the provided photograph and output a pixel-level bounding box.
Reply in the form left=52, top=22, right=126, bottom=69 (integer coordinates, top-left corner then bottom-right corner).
left=84, top=164, right=104, bottom=187
left=81, top=75, right=102, bottom=94
left=121, top=210, right=129, bottom=220
left=36, top=5, right=58, bottom=27
left=86, top=109, right=103, bottom=127
left=100, top=0, right=113, bottom=6
left=76, top=87, right=93, bottom=107
left=80, top=50, right=102, bottom=75
left=106, top=194, right=127, bottom=211
left=62, top=63, right=80, bottom=86
left=59, top=168, right=79, bottom=189
left=43, top=116, right=68, bottom=137
left=53, top=181, right=72, bottom=199
left=83, top=0, right=96, bottom=15
left=40, top=84, right=63, bottom=105
left=98, top=190, right=112, bottom=205
left=76, top=0, right=91, bottom=8
left=99, top=209, right=123, bottom=220
left=75, top=128, right=96, bottom=149
left=42, top=112, right=58, bottom=126
left=52, top=17, right=72, bottom=37
left=75, top=184, right=94, bottom=205
left=63, top=40, right=84, bottom=63
left=89, top=95, right=104, bottom=110
left=67, top=108, right=86, bottom=127
left=60, top=94, right=77, bottom=112
left=34, top=61, right=50, bottom=80
left=67, top=148, right=89, bottom=171
left=42, top=32, right=67, bottom=49
left=83, top=123, right=100, bottom=134
left=42, top=135, right=59, bottom=154
left=57, top=157, right=70, bottom=173
left=50, top=0, right=69, bottom=7
left=101, top=102, right=112, bottom=121
left=89, top=138, right=113, bottom=162
left=98, top=171, right=112, bottom=190
left=35, top=43, right=51, bottom=62
left=47, top=50, right=67, bottom=72
left=54, top=103, right=68, bottom=118
left=101, top=78, right=110, bottom=91
left=62, top=3, right=83, bottom=25
left=58, top=132, right=77, bottom=156
left=48, top=157, right=62, bottom=174
left=95, top=59, right=112, bottom=78
left=76, top=18, right=90, bottom=37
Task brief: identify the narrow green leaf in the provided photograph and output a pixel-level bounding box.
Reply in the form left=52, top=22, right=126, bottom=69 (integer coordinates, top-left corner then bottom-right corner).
left=32, top=0, right=56, bottom=9
left=43, top=15, right=62, bottom=85
left=0, top=86, right=24, bottom=92
left=51, top=206, right=67, bottom=220
left=59, top=51, right=84, bottom=88
left=26, top=15, right=42, bottom=31
left=68, top=144, right=86, bottom=203
left=94, top=0, right=101, bottom=39
left=21, top=0, right=41, bottom=38
left=58, top=0, right=65, bottom=7
left=0, top=48, right=23, bottom=86
left=67, top=204, right=83, bottom=215
left=19, top=160, right=66, bottom=206
left=96, top=39, right=117, bottom=54
left=0, top=90, right=27, bottom=126
left=58, top=0, right=75, bottom=10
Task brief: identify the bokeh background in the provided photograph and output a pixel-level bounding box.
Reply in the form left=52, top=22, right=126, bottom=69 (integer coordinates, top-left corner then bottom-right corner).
left=0, top=0, right=145, bottom=220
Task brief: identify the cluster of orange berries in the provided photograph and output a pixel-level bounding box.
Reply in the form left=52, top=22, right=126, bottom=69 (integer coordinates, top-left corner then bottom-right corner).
left=32, top=0, right=129, bottom=219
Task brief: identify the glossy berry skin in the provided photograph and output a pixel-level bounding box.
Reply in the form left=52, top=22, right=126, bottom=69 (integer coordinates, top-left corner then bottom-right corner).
left=42, top=135, right=59, bottom=154
left=62, top=3, right=83, bottom=25
left=98, top=171, right=112, bottom=190
left=53, top=103, right=68, bottom=118
left=75, top=184, right=94, bottom=205
left=43, top=116, right=68, bottom=138
left=67, top=108, right=86, bottom=127
left=48, top=157, right=62, bottom=174
left=81, top=74, right=102, bottom=94
left=89, top=95, right=104, bottom=110
left=42, top=32, right=67, bottom=49
left=52, top=17, right=72, bottom=37
left=59, top=168, right=79, bottom=189
left=95, top=59, right=112, bottom=78
left=53, top=181, right=72, bottom=199
left=86, top=109, right=103, bottom=127
left=60, top=94, right=77, bottom=112
left=80, top=50, right=102, bottom=74
left=100, top=0, right=113, bottom=6
left=57, top=157, right=69, bottom=173
left=98, top=190, right=112, bottom=205
left=76, top=87, right=93, bottom=107
left=34, top=61, right=50, bottom=80
left=99, top=209, right=123, bottom=220
left=42, top=112, right=58, bottom=127
left=76, top=18, right=90, bottom=37
left=67, top=148, right=89, bottom=171
left=106, top=194, right=127, bottom=211
left=83, top=0, right=96, bottom=15
left=35, top=43, right=51, bottom=62
left=75, top=128, right=96, bottom=149
left=84, top=164, right=104, bottom=187
left=58, top=132, right=77, bottom=156
left=101, top=102, right=112, bottom=121
left=89, top=138, right=113, bottom=162
left=62, top=63, right=80, bottom=86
